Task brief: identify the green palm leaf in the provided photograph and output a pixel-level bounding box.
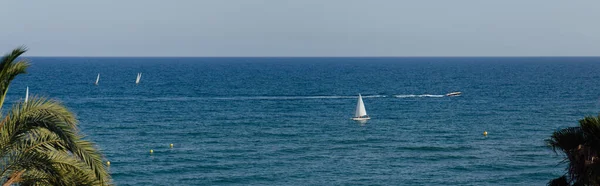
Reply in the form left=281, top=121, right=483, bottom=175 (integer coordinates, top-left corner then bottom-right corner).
left=0, top=47, right=111, bottom=185
left=0, top=47, right=29, bottom=109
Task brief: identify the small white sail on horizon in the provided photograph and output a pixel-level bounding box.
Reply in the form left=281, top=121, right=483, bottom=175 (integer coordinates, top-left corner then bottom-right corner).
left=25, top=87, right=29, bottom=103
left=352, top=94, right=370, bottom=121
left=135, top=73, right=141, bottom=84
left=95, top=73, right=100, bottom=85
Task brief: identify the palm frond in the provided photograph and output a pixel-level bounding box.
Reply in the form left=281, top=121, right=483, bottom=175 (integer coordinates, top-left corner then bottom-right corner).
left=579, top=116, right=600, bottom=147
left=547, top=127, right=585, bottom=154
left=0, top=149, right=60, bottom=183
left=0, top=47, right=27, bottom=69
left=547, top=175, right=569, bottom=186
left=17, top=151, right=103, bottom=186
left=1, top=97, right=110, bottom=184
left=3, top=97, right=79, bottom=154
left=0, top=47, right=29, bottom=109
left=12, top=151, right=101, bottom=186
left=72, top=138, right=111, bottom=184
left=0, top=47, right=111, bottom=185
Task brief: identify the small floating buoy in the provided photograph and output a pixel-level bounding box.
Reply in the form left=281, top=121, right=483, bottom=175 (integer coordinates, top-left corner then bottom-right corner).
left=483, top=131, right=488, bottom=136
left=150, top=149, right=154, bottom=154
left=170, top=144, right=174, bottom=148
left=106, top=161, right=110, bottom=166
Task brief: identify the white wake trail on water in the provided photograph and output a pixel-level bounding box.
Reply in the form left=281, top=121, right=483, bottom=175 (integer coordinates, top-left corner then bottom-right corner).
left=213, top=95, right=387, bottom=100
left=393, top=94, right=445, bottom=98
left=72, top=94, right=456, bottom=103
left=74, top=95, right=389, bottom=102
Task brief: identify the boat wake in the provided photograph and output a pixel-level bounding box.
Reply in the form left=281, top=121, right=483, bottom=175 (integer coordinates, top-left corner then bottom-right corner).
left=72, top=93, right=463, bottom=103
left=73, top=95, right=389, bottom=102
left=393, top=94, right=445, bottom=98
left=72, top=93, right=455, bottom=103
left=214, top=95, right=387, bottom=100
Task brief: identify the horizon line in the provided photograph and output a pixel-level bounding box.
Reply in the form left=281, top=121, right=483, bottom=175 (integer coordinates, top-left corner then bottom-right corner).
left=20, top=55, right=600, bottom=58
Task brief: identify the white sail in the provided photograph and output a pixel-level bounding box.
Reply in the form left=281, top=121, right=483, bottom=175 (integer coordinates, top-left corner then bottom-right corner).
left=354, top=94, right=367, bottom=117
left=136, top=73, right=141, bottom=84
left=95, top=73, right=100, bottom=85
left=25, top=87, right=29, bottom=103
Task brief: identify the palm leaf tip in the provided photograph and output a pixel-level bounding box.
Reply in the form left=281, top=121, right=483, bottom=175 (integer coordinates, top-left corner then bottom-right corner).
left=1, top=46, right=28, bottom=68
left=0, top=54, right=112, bottom=185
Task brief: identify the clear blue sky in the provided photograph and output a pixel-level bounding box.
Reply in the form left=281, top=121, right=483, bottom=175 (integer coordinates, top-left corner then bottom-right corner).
left=1, top=0, right=599, bottom=57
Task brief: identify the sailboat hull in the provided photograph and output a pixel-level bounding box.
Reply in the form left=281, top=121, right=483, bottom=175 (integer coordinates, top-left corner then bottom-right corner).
left=351, top=117, right=370, bottom=121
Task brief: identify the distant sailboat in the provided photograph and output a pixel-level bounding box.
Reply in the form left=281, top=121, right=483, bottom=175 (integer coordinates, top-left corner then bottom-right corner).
left=136, top=73, right=141, bottom=84
left=95, top=73, right=100, bottom=85
left=351, top=94, right=370, bottom=121
left=25, top=86, right=29, bottom=103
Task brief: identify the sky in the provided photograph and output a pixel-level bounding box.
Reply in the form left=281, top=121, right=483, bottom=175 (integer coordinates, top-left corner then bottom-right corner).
left=0, top=0, right=599, bottom=57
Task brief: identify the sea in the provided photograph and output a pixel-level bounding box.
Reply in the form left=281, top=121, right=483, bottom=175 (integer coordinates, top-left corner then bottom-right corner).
left=7, top=57, right=600, bottom=185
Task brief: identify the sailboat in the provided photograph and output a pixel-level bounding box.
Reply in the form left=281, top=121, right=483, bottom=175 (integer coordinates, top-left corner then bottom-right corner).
left=351, top=94, right=370, bottom=121
left=95, top=73, right=100, bottom=85
left=25, top=86, right=29, bottom=103
left=135, top=73, right=141, bottom=84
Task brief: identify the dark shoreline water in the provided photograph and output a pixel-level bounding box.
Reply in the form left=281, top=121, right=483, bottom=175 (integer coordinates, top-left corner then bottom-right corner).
left=8, top=57, right=600, bottom=185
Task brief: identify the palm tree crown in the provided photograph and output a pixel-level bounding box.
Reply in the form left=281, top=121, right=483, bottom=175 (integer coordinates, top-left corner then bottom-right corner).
left=547, top=115, right=600, bottom=186
left=0, top=47, right=111, bottom=185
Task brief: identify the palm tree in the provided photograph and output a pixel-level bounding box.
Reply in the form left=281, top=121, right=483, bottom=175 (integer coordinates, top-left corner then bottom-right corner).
left=0, top=47, right=111, bottom=185
left=547, top=115, right=600, bottom=186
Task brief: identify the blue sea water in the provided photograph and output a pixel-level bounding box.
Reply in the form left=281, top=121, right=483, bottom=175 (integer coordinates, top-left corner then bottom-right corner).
left=7, top=57, right=600, bottom=185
